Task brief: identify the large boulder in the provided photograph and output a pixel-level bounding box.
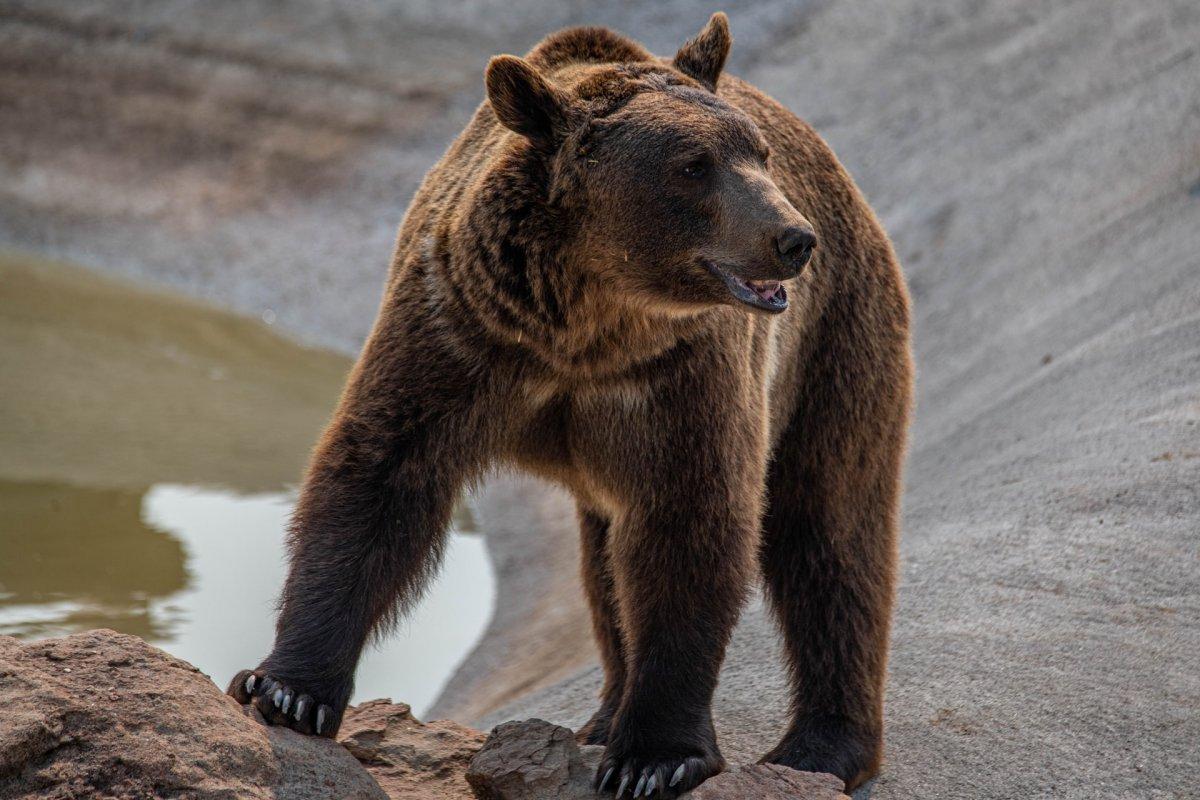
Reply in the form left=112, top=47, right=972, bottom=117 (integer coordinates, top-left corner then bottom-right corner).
left=0, top=630, right=385, bottom=799
left=0, top=630, right=484, bottom=800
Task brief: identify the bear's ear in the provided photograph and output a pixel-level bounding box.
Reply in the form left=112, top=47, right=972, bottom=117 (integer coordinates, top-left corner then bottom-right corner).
left=485, top=55, right=572, bottom=144
left=672, top=12, right=731, bottom=92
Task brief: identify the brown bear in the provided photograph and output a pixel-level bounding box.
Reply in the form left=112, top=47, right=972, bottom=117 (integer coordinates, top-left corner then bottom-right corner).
left=227, top=13, right=912, bottom=796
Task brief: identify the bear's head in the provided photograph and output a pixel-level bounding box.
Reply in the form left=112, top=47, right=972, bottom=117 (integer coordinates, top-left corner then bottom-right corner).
left=483, top=13, right=816, bottom=317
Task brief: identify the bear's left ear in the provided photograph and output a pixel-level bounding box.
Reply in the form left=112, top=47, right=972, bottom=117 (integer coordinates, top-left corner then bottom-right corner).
left=485, top=55, right=573, bottom=144
left=673, top=12, right=731, bottom=92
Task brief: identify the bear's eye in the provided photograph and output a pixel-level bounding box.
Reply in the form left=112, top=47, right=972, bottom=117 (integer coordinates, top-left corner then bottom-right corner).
left=680, top=159, right=709, bottom=179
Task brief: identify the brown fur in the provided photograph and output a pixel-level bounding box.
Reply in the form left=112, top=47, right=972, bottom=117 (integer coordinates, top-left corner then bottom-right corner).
left=227, top=13, right=911, bottom=796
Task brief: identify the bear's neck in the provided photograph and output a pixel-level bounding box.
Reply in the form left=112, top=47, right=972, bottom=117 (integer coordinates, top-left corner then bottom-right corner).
left=438, top=211, right=704, bottom=379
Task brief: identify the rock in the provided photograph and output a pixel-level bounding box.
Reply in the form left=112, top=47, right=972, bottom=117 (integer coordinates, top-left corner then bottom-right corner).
left=465, top=720, right=840, bottom=800
left=465, top=719, right=602, bottom=800
left=0, top=633, right=836, bottom=800
left=688, top=764, right=848, bottom=799
left=0, top=629, right=380, bottom=799
left=266, top=716, right=391, bottom=800
left=340, top=699, right=485, bottom=800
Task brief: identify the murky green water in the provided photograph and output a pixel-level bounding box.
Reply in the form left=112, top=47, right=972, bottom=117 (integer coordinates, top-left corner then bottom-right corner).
left=0, top=253, right=494, bottom=716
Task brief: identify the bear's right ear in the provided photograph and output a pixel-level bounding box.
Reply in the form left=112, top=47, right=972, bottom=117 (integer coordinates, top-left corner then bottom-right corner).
left=485, top=55, right=572, bottom=144
left=673, top=12, right=731, bottom=91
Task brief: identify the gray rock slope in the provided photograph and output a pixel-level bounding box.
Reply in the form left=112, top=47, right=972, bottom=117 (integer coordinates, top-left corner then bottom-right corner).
left=3, top=2, right=1197, bottom=798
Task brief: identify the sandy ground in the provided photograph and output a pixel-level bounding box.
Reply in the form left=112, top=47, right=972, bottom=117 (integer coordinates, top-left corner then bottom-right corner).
left=2, top=2, right=1198, bottom=798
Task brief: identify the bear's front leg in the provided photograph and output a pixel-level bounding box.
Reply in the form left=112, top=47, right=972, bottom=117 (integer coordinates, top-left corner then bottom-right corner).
left=225, top=309, right=500, bottom=737
left=594, top=494, right=758, bottom=797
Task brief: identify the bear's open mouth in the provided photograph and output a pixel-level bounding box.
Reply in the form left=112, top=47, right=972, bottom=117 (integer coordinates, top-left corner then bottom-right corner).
left=700, top=261, right=789, bottom=313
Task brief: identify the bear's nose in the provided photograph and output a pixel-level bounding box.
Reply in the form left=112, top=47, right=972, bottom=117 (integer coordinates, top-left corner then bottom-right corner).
left=775, top=226, right=817, bottom=267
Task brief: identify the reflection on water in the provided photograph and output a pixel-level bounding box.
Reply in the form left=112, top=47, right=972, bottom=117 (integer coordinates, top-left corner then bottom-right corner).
left=0, top=481, right=188, bottom=641
left=0, top=253, right=495, bottom=717
left=0, top=481, right=492, bottom=716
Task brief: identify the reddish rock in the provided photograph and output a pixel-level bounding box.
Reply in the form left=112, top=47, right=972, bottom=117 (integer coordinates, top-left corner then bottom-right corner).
left=689, top=764, right=848, bottom=799
left=339, top=699, right=485, bottom=800
left=0, top=630, right=386, bottom=800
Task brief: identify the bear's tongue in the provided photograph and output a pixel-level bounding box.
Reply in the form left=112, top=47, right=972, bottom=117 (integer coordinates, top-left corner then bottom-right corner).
left=747, top=279, right=782, bottom=301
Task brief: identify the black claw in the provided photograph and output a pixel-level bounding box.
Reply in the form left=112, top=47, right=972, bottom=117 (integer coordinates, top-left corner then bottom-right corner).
left=598, top=766, right=615, bottom=793
left=669, top=764, right=686, bottom=788
left=616, top=773, right=630, bottom=798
